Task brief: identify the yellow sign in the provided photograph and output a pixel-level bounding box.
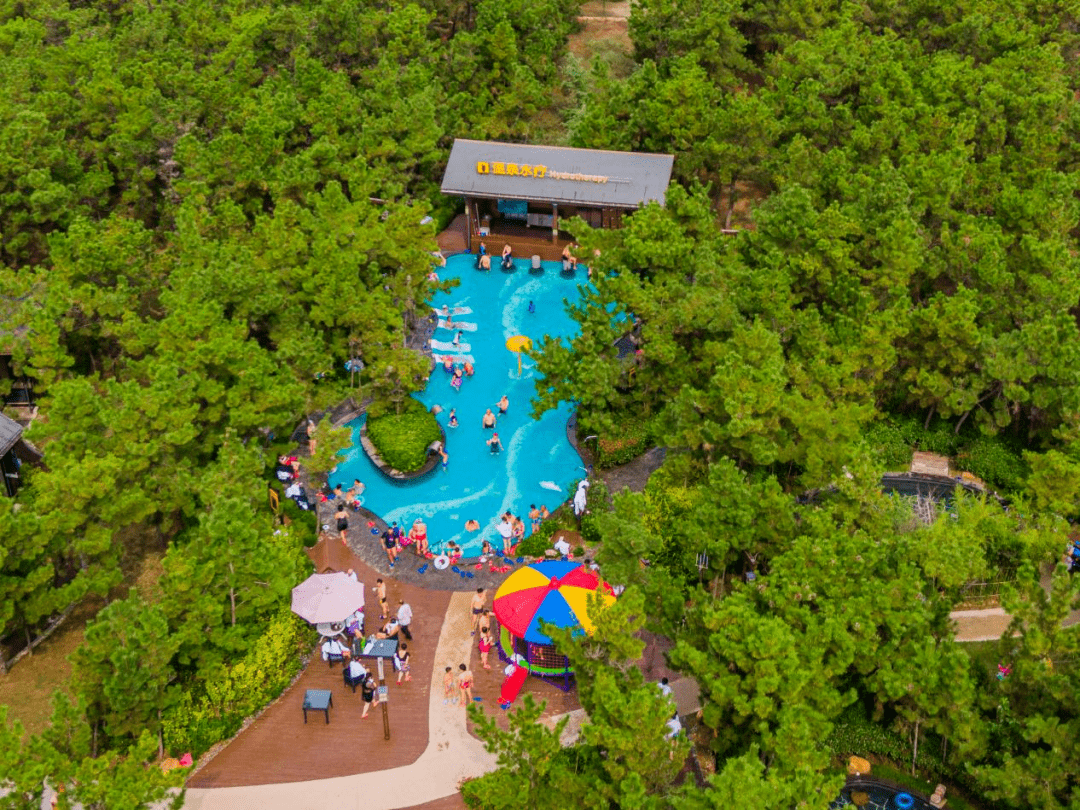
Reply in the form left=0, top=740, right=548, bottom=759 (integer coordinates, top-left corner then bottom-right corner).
left=476, top=161, right=608, bottom=184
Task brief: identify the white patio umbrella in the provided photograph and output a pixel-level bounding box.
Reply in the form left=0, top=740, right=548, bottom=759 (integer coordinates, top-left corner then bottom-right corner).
left=291, top=572, right=365, bottom=625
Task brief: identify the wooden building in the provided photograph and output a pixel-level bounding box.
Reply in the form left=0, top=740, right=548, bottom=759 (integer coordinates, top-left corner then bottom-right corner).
left=440, top=140, right=675, bottom=256
left=0, top=412, right=33, bottom=497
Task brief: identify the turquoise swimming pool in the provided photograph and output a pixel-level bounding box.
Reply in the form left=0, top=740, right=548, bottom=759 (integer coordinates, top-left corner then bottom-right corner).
left=329, top=253, right=588, bottom=556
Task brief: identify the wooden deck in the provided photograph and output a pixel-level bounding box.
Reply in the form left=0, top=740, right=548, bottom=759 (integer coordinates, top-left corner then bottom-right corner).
left=186, top=551, right=451, bottom=789
left=436, top=214, right=580, bottom=263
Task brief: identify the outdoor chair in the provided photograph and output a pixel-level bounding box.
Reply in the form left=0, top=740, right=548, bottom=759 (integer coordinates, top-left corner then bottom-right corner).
left=343, top=665, right=366, bottom=693
left=326, top=651, right=345, bottom=668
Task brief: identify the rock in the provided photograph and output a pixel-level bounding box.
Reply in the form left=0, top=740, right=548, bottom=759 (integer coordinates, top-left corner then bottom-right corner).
left=847, top=755, right=871, bottom=775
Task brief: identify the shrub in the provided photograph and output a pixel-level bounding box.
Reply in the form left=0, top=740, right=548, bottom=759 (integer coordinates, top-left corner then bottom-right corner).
left=593, top=417, right=655, bottom=469
left=863, top=421, right=914, bottom=469
left=826, top=708, right=944, bottom=777
left=954, top=436, right=1029, bottom=494
left=162, top=610, right=312, bottom=757
left=366, top=398, right=442, bottom=472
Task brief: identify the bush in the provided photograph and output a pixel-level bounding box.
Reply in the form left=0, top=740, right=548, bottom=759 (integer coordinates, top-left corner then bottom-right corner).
left=366, top=399, right=441, bottom=473
left=863, top=421, right=914, bottom=469
left=954, top=436, right=1029, bottom=494
left=162, top=610, right=312, bottom=757
left=826, top=708, right=943, bottom=776
left=593, top=416, right=655, bottom=469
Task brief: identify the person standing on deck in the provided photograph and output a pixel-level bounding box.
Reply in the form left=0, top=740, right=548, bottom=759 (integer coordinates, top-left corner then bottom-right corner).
left=397, top=599, right=413, bottom=640
left=470, top=588, right=487, bottom=635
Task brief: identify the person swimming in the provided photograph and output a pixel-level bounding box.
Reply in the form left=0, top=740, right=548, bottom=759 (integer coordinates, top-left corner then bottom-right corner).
left=482, top=409, right=496, bottom=428
left=448, top=408, right=458, bottom=428
left=466, top=519, right=481, bottom=531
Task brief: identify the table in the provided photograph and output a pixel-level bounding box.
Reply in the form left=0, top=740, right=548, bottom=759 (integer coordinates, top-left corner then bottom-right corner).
left=316, top=621, right=345, bottom=637
left=355, top=637, right=398, bottom=659
left=303, top=689, right=333, bottom=724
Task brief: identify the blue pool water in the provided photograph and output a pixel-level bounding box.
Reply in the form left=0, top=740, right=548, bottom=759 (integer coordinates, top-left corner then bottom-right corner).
left=329, top=253, right=588, bottom=556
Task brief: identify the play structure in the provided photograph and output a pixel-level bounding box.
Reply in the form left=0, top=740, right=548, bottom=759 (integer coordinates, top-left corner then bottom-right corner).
left=493, top=560, right=616, bottom=703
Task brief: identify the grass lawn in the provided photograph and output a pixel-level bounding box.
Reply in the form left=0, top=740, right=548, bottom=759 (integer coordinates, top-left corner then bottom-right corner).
left=0, top=529, right=166, bottom=738
left=870, top=761, right=985, bottom=810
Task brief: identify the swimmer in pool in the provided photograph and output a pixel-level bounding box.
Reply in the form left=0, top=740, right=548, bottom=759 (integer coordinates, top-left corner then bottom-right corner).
left=497, top=395, right=509, bottom=415
left=482, top=409, right=496, bottom=429
left=487, top=432, right=503, bottom=453
left=466, top=519, right=481, bottom=531
left=448, top=408, right=458, bottom=428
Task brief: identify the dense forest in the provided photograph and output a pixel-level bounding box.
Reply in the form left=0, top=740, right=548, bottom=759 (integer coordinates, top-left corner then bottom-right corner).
left=0, top=0, right=1078, bottom=806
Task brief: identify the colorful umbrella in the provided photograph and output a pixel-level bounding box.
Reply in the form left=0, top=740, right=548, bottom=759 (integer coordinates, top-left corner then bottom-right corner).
left=291, top=573, right=365, bottom=625
left=493, top=560, right=615, bottom=644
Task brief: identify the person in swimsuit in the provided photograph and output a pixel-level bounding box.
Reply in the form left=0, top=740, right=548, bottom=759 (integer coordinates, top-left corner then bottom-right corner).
left=466, top=519, right=481, bottom=532
left=482, top=409, right=496, bottom=429
left=511, top=516, right=525, bottom=548
left=374, top=578, right=387, bottom=619
left=458, top=663, right=475, bottom=703
left=471, top=588, right=487, bottom=634
left=501, top=244, right=513, bottom=270
left=383, top=529, right=399, bottom=566
left=447, top=541, right=462, bottom=563
left=478, top=632, right=494, bottom=669
left=451, top=368, right=462, bottom=391
left=334, top=504, right=349, bottom=544
left=562, top=244, right=578, bottom=271
left=487, top=432, right=502, bottom=453
left=448, top=409, right=458, bottom=428
left=395, top=643, right=411, bottom=683
left=479, top=609, right=491, bottom=638
left=497, top=395, right=509, bottom=415
left=444, top=666, right=458, bottom=705
left=443, top=356, right=454, bottom=374
left=464, top=361, right=474, bottom=377
left=453, top=330, right=463, bottom=347
left=348, top=478, right=366, bottom=508
left=529, top=504, right=541, bottom=532
left=408, top=519, right=429, bottom=557
left=540, top=505, right=550, bottom=520
left=479, top=253, right=491, bottom=271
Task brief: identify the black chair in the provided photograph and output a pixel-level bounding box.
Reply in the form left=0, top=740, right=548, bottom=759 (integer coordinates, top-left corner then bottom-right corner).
left=343, top=664, right=367, bottom=693
left=323, top=638, right=346, bottom=668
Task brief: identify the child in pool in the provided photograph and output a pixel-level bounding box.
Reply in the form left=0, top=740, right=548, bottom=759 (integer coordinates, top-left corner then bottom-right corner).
left=448, top=409, right=458, bottom=428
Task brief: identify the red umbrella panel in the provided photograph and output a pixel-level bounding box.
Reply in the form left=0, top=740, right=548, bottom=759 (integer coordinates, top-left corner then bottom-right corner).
left=493, top=560, right=615, bottom=644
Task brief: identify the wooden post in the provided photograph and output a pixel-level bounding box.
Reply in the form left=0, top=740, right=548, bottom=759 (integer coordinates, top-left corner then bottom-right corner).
left=465, top=197, right=473, bottom=253
left=551, top=203, right=558, bottom=243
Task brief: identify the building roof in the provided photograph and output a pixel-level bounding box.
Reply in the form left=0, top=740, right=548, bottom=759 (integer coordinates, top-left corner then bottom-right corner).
left=441, top=140, right=675, bottom=209
left=0, top=412, right=22, bottom=457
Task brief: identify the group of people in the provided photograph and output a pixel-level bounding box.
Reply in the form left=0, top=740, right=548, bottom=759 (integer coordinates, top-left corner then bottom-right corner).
left=473, top=241, right=515, bottom=272
left=325, top=479, right=367, bottom=544
left=379, top=519, right=432, bottom=566
left=495, top=511, right=527, bottom=554
left=475, top=240, right=582, bottom=275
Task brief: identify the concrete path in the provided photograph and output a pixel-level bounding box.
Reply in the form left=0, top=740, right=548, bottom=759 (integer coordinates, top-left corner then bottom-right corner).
left=181, top=592, right=496, bottom=810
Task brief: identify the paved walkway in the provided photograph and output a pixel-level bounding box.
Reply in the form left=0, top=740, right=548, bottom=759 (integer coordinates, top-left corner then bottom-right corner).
left=182, top=592, right=496, bottom=810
